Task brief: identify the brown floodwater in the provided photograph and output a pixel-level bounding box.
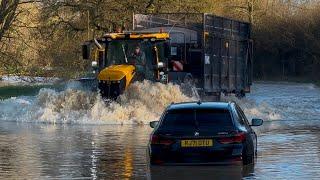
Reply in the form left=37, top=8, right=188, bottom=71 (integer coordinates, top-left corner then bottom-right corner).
left=0, top=120, right=319, bottom=179
left=0, top=82, right=319, bottom=179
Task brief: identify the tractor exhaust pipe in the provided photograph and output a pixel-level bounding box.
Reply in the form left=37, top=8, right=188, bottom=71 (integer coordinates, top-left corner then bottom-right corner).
left=94, top=38, right=103, bottom=49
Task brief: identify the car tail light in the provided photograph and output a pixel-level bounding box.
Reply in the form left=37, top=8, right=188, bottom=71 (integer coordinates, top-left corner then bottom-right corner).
left=151, top=135, right=174, bottom=146
left=218, top=132, right=246, bottom=144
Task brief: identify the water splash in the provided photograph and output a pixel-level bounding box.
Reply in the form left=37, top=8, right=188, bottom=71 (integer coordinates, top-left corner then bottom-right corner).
left=89, top=81, right=196, bottom=124
left=2, top=81, right=309, bottom=124
left=221, top=94, right=282, bottom=121
left=0, top=81, right=195, bottom=124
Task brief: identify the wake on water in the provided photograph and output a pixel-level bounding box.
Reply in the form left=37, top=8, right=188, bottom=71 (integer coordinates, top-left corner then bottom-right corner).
left=0, top=80, right=282, bottom=124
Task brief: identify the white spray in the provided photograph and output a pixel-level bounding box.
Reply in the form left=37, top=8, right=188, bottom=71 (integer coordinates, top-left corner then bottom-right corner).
left=0, top=81, right=289, bottom=124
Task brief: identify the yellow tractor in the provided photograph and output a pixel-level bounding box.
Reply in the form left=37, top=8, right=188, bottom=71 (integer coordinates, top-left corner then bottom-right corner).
left=81, top=13, right=253, bottom=100
left=82, top=32, right=169, bottom=98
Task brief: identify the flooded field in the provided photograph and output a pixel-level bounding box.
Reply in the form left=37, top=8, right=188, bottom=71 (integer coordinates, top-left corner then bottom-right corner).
left=0, top=82, right=319, bottom=179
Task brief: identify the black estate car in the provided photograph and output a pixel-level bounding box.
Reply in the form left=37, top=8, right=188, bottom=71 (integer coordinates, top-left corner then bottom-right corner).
left=148, top=101, right=263, bottom=165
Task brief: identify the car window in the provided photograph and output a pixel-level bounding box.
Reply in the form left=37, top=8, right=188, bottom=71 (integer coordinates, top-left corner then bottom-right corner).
left=160, top=109, right=195, bottom=130
left=236, top=105, right=250, bottom=127
left=196, top=109, right=234, bottom=131
left=235, top=107, right=246, bottom=126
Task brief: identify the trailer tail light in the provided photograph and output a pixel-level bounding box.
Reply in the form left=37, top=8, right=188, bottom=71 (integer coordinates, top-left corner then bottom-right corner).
left=218, top=132, right=246, bottom=144
left=151, top=135, right=174, bottom=146
left=153, top=159, right=164, bottom=165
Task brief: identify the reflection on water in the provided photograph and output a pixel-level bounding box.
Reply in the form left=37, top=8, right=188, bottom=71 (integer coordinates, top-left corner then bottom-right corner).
left=0, top=123, right=151, bottom=179
left=149, top=165, right=254, bottom=180
left=0, top=120, right=320, bottom=179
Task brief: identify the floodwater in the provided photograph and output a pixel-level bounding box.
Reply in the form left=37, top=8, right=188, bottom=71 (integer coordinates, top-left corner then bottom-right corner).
left=0, top=81, right=319, bottom=179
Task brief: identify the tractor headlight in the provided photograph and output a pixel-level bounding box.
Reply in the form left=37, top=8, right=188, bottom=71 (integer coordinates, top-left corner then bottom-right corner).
left=91, top=61, right=98, bottom=68
left=157, top=62, right=164, bottom=69
left=159, top=71, right=167, bottom=83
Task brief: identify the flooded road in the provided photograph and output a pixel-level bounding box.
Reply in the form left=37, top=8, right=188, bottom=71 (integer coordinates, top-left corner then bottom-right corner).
left=0, top=82, right=319, bottom=179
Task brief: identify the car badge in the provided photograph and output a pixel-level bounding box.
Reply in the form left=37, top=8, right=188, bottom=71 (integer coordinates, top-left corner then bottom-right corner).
left=194, top=132, right=199, bottom=136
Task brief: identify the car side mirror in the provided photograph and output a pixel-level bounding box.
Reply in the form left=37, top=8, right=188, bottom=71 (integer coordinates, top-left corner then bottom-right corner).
left=251, top=118, right=263, bottom=126
left=149, top=121, right=159, bottom=128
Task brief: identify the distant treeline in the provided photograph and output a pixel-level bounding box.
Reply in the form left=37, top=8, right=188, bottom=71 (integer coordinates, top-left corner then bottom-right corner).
left=0, top=0, right=319, bottom=82
left=253, top=1, right=320, bottom=82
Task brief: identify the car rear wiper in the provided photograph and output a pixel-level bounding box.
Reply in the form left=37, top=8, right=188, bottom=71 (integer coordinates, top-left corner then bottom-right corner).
left=194, top=110, right=200, bottom=131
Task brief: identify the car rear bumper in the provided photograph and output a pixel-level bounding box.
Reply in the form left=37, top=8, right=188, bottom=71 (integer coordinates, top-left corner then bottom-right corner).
left=149, top=154, right=243, bottom=166
left=149, top=146, right=243, bottom=164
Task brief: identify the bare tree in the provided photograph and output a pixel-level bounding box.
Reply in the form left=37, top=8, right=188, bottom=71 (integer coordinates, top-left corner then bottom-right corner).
left=0, top=0, right=19, bottom=42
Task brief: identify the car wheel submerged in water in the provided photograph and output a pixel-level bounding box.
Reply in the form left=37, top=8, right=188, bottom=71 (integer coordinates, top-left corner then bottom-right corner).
left=148, top=102, right=263, bottom=165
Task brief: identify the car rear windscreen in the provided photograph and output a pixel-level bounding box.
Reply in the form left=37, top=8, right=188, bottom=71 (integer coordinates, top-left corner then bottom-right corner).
left=160, top=108, right=234, bottom=131
left=160, top=109, right=195, bottom=130
left=196, top=109, right=234, bottom=131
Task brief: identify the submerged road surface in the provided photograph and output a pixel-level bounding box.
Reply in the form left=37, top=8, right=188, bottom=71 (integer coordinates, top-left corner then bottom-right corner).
left=0, top=82, right=319, bottom=179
